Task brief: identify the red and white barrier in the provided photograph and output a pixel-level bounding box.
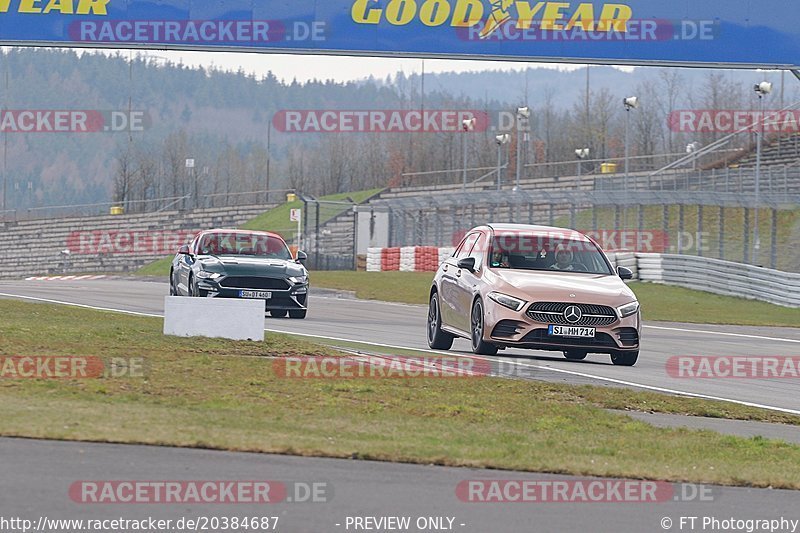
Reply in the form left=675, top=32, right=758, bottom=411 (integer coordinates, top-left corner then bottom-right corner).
left=367, top=247, right=455, bottom=272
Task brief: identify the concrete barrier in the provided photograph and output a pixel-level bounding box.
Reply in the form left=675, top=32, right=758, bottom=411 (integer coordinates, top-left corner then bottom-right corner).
left=163, top=296, right=265, bottom=341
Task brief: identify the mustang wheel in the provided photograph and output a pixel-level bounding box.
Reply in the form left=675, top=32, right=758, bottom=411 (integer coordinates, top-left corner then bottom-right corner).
left=270, top=309, right=288, bottom=318
left=471, top=299, right=498, bottom=356
left=289, top=310, right=307, bottom=319
left=427, top=292, right=454, bottom=350
left=188, top=276, right=198, bottom=297
left=169, top=270, right=177, bottom=296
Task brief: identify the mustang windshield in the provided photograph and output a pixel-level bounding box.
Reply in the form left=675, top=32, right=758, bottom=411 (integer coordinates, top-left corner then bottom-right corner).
left=198, top=233, right=293, bottom=260
left=490, top=234, right=613, bottom=275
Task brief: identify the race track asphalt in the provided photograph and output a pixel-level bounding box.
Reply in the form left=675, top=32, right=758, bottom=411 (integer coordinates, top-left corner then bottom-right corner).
left=2, top=437, right=799, bottom=533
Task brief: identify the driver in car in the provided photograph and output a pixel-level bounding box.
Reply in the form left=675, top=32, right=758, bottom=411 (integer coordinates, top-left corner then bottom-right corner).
left=550, top=246, right=581, bottom=271
left=490, top=250, right=510, bottom=268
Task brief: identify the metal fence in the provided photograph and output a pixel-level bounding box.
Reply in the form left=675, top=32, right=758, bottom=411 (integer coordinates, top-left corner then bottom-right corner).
left=373, top=189, right=800, bottom=272
left=632, top=253, right=800, bottom=308
left=295, top=198, right=363, bottom=271
left=398, top=151, right=741, bottom=189
left=595, top=164, right=800, bottom=194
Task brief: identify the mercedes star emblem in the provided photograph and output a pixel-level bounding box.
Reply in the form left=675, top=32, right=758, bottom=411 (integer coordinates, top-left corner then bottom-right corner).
left=564, top=305, right=582, bottom=324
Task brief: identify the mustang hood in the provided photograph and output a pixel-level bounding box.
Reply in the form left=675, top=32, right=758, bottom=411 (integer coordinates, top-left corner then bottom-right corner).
left=199, top=255, right=305, bottom=278
left=492, top=270, right=637, bottom=306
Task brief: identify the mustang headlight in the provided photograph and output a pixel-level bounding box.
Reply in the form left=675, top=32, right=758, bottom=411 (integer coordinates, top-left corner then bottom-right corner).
left=196, top=270, right=222, bottom=280
left=617, top=301, right=640, bottom=318
left=289, top=275, right=309, bottom=285
left=488, top=292, right=527, bottom=312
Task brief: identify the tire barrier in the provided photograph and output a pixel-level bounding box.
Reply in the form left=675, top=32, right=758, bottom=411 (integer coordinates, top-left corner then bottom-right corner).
left=367, top=247, right=455, bottom=272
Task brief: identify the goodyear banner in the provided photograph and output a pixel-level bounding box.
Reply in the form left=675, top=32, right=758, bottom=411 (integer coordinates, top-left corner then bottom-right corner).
left=0, top=1, right=798, bottom=68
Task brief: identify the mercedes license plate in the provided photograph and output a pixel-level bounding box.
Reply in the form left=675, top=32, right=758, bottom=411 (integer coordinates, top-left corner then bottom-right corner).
left=548, top=325, right=596, bottom=338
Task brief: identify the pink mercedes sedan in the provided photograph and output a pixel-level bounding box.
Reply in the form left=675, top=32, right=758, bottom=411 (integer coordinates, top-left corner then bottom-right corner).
left=427, top=224, right=641, bottom=366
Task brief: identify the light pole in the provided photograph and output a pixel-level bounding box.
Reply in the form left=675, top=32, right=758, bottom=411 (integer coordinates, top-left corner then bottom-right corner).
left=515, top=107, right=530, bottom=190
left=623, top=96, right=639, bottom=191
left=753, top=81, right=772, bottom=264
left=495, top=134, right=510, bottom=191
left=461, top=117, right=476, bottom=191
left=686, top=142, right=702, bottom=171
left=185, top=158, right=195, bottom=209
left=575, top=148, right=589, bottom=177
left=266, top=120, right=272, bottom=204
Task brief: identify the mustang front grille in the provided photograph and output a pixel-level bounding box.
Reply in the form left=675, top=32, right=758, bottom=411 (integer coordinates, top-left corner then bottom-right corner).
left=220, top=277, right=290, bottom=291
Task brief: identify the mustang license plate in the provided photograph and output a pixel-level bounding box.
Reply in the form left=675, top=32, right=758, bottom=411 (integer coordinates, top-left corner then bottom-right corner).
left=239, top=290, right=272, bottom=300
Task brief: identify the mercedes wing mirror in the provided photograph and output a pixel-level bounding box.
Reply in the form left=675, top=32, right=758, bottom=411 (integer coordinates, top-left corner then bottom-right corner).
left=457, top=257, right=476, bottom=272
left=618, top=266, right=633, bottom=280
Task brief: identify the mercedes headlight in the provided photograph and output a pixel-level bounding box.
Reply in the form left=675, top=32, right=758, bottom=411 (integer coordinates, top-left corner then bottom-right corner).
left=289, top=276, right=309, bottom=285
left=616, top=301, right=640, bottom=318
left=488, top=292, right=527, bottom=312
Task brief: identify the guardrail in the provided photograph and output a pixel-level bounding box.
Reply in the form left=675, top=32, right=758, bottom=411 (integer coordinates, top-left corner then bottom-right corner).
left=631, top=253, right=800, bottom=308
left=3, top=189, right=296, bottom=222
left=595, top=164, right=800, bottom=193
left=366, top=248, right=800, bottom=308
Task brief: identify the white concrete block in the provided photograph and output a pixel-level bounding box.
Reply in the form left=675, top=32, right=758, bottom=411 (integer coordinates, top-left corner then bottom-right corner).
left=163, top=296, right=265, bottom=341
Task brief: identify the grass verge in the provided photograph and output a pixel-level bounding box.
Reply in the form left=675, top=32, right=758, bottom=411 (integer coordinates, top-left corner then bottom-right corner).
left=136, top=257, right=173, bottom=277
left=320, top=337, right=800, bottom=425
left=310, top=271, right=800, bottom=327
left=2, top=299, right=800, bottom=488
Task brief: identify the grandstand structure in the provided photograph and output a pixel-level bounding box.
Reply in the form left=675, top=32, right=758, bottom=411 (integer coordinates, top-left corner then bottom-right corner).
left=0, top=205, right=276, bottom=280
left=2, top=133, right=800, bottom=278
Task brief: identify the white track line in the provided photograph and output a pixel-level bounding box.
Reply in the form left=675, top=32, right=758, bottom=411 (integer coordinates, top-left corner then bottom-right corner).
left=1, top=291, right=799, bottom=416
left=0, top=292, right=162, bottom=318
left=644, top=324, right=800, bottom=344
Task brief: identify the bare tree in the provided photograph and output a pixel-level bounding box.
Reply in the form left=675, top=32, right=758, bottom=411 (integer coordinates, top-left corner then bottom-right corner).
left=113, top=146, right=138, bottom=208
left=655, top=70, right=685, bottom=154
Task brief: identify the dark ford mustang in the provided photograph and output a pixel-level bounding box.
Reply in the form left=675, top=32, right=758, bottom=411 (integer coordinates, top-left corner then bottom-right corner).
left=170, top=229, right=309, bottom=319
